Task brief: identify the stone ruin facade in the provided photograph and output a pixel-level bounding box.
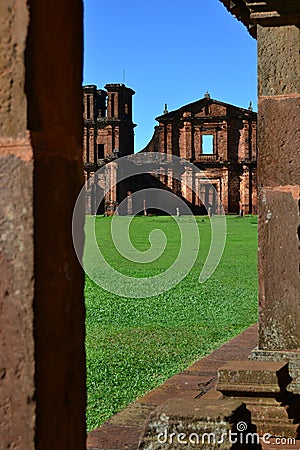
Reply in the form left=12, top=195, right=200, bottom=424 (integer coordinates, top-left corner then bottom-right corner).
left=83, top=85, right=257, bottom=215
left=141, top=94, right=257, bottom=214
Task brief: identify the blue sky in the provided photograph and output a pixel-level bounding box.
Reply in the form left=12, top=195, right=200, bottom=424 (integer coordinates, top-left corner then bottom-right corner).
left=83, top=0, right=257, bottom=151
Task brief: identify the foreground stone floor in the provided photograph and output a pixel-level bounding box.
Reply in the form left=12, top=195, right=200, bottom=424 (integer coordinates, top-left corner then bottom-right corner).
left=86, top=324, right=300, bottom=449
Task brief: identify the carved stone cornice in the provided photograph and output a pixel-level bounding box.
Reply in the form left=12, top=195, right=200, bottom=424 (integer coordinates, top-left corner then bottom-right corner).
left=219, top=1, right=300, bottom=38
left=246, top=1, right=300, bottom=26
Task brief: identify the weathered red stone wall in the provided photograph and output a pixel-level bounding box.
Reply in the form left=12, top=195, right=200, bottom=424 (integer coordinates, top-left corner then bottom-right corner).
left=257, top=25, right=300, bottom=351
left=0, top=2, right=35, bottom=448
left=0, top=1, right=86, bottom=449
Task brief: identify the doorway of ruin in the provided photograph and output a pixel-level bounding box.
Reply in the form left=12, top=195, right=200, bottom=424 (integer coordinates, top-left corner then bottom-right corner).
left=82, top=0, right=258, bottom=434
left=1, top=0, right=299, bottom=448
left=6, top=2, right=300, bottom=450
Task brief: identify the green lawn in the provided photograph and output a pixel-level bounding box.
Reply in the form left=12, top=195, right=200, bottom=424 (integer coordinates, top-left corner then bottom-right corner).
left=84, top=215, right=258, bottom=431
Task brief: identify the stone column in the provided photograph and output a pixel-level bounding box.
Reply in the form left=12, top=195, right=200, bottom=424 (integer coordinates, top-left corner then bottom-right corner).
left=127, top=191, right=133, bottom=215
left=167, top=168, right=173, bottom=191
left=159, top=166, right=165, bottom=184
left=181, top=166, right=193, bottom=204
left=240, top=166, right=250, bottom=214
left=194, top=126, right=201, bottom=160
left=166, top=123, right=173, bottom=155
left=0, top=1, right=86, bottom=449
left=110, top=161, right=118, bottom=203
left=182, top=115, right=192, bottom=160
left=185, top=122, right=192, bottom=160
left=250, top=25, right=300, bottom=390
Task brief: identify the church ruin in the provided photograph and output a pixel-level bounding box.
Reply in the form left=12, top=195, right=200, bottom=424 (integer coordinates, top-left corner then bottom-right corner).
left=83, top=86, right=257, bottom=215
left=141, top=93, right=257, bottom=214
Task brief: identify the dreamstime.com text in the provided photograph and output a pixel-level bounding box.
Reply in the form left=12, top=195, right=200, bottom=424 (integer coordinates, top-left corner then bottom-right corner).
left=157, top=422, right=296, bottom=446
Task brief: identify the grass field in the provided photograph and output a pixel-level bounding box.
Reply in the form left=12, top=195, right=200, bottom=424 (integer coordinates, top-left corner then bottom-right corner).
left=84, top=215, right=258, bottom=431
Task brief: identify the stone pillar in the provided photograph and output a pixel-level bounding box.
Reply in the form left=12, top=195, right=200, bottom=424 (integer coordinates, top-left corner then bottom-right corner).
left=181, top=166, right=193, bottom=204
left=114, top=126, right=120, bottom=153
left=160, top=123, right=166, bottom=154
left=127, top=191, right=133, bottom=215
left=167, top=168, right=173, bottom=191
left=166, top=123, right=173, bottom=155
left=221, top=170, right=229, bottom=213
left=0, top=1, right=86, bottom=449
left=251, top=167, right=258, bottom=214
left=110, top=161, right=118, bottom=203
left=159, top=166, right=165, bottom=184
left=104, top=166, right=110, bottom=205
left=185, top=122, right=192, bottom=160
left=182, top=117, right=192, bottom=160
left=240, top=166, right=250, bottom=214
left=250, top=25, right=300, bottom=389
left=194, top=126, right=200, bottom=160
left=215, top=20, right=300, bottom=439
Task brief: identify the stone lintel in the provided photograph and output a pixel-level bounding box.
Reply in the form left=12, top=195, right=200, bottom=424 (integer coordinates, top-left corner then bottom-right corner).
left=249, top=12, right=300, bottom=28
left=246, top=0, right=300, bottom=28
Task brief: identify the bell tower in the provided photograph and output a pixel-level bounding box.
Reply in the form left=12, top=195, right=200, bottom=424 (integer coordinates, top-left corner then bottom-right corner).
left=105, top=83, right=136, bottom=156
